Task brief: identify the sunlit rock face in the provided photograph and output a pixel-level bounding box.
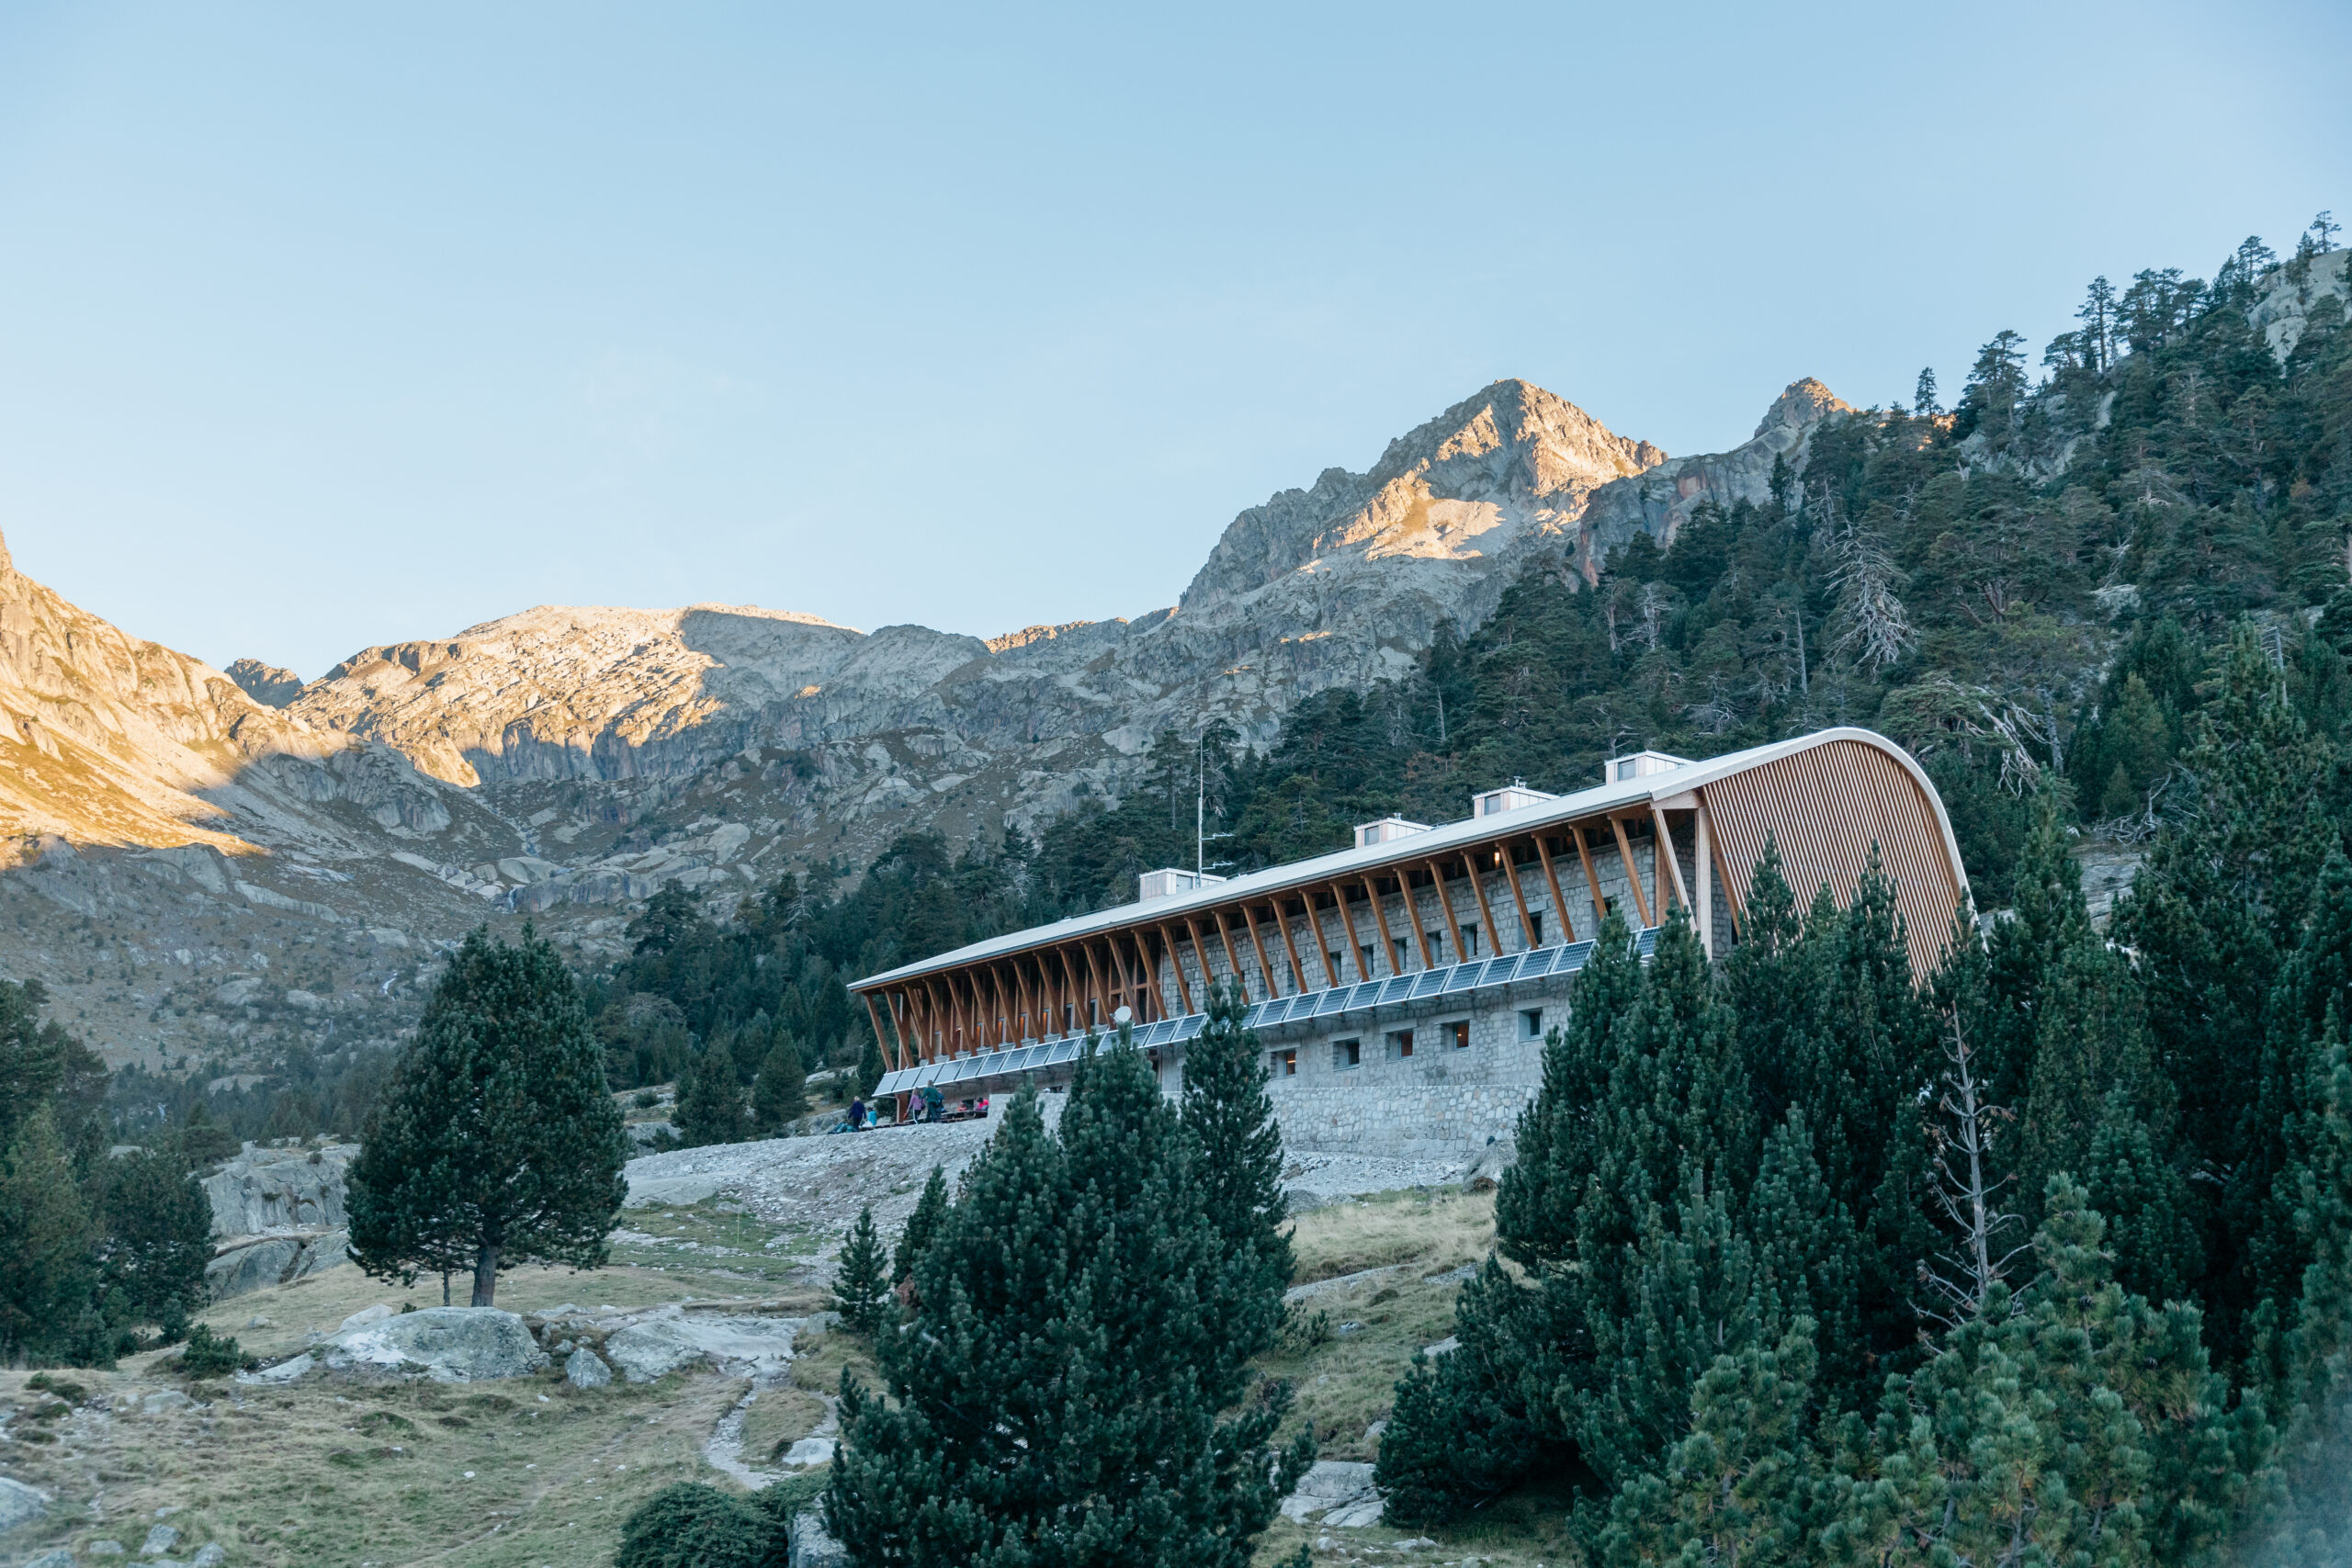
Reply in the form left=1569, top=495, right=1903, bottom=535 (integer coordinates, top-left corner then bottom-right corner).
left=0, top=377, right=1858, bottom=1068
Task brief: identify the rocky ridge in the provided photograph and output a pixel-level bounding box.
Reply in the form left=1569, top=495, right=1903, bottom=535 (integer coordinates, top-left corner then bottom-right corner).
left=0, top=378, right=1849, bottom=1065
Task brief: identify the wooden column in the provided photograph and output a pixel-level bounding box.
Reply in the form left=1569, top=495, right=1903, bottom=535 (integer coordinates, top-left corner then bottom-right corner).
left=1649, top=803, right=1692, bottom=912
left=1701, top=795, right=1745, bottom=940
left=1212, top=908, right=1249, bottom=1000
left=1363, top=875, right=1403, bottom=973
left=1694, top=806, right=1713, bottom=956
left=862, top=993, right=891, bottom=1069
left=1405, top=871, right=1436, bottom=968
left=1158, top=924, right=1196, bottom=1014
left=1276, top=901, right=1314, bottom=993
left=1573, top=822, right=1610, bottom=929
left=1498, top=841, right=1540, bottom=948
left=1533, top=832, right=1577, bottom=943
left=1610, top=813, right=1657, bottom=927
left=1305, top=898, right=1340, bottom=988
left=1241, top=902, right=1281, bottom=997
left=1329, top=884, right=1370, bottom=981
left=1423, top=859, right=1456, bottom=962
left=1464, top=846, right=1506, bottom=958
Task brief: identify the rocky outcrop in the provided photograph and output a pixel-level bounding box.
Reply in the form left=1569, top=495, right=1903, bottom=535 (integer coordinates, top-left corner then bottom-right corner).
left=1577, top=378, right=1854, bottom=557
left=200, top=1143, right=355, bottom=1235
left=2251, top=249, right=2350, bottom=362
left=225, top=659, right=305, bottom=708
left=317, top=1305, right=549, bottom=1382
left=205, top=1229, right=350, bottom=1301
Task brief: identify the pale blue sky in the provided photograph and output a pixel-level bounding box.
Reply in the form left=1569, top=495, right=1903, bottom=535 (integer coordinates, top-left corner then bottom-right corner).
left=2, top=2, right=2346, bottom=678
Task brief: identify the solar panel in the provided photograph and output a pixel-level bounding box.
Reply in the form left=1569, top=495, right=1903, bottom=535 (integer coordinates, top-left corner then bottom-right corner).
left=1441, top=962, right=1484, bottom=994
left=1410, top=968, right=1450, bottom=998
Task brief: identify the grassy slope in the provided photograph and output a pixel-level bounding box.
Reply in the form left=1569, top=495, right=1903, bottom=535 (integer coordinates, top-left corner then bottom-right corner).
left=0, top=1189, right=1573, bottom=1568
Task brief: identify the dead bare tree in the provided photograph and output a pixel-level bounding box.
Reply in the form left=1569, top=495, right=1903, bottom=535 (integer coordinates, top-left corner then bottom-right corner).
left=1825, top=489, right=1917, bottom=674
left=1918, top=1008, right=2030, bottom=1330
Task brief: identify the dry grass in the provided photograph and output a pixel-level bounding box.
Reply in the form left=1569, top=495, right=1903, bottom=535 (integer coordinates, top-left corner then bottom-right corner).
left=1286, top=1188, right=1495, bottom=1285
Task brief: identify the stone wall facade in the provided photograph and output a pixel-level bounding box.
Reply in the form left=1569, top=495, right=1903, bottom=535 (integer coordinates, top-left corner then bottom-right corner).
left=1163, top=973, right=1577, bottom=1161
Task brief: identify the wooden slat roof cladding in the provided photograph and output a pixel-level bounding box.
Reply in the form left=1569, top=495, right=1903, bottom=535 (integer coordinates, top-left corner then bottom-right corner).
left=1698, top=736, right=1965, bottom=974
left=850, top=727, right=1971, bottom=994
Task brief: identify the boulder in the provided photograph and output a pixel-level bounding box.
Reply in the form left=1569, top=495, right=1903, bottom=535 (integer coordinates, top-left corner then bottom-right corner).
left=0, top=1476, right=47, bottom=1534
left=205, top=1228, right=350, bottom=1302
left=321, top=1306, right=549, bottom=1382
left=141, top=1389, right=198, bottom=1415
left=1459, top=1134, right=1516, bottom=1193
left=199, top=1145, right=355, bottom=1236
left=789, top=1510, right=850, bottom=1568
left=601, top=1306, right=802, bottom=1383
left=623, top=1172, right=723, bottom=1208
left=143, top=1523, right=179, bottom=1556
left=1279, top=1460, right=1384, bottom=1528
left=26, top=1551, right=74, bottom=1568
left=565, top=1348, right=614, bottom=1389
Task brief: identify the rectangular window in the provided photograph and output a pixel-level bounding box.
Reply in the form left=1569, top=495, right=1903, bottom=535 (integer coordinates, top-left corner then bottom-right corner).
left=1426, top=930, right=1446, bottom=963
left=1520, top=1008, right=1544, bottom=1039
left=1327, top=951, right=1342, bottom=980
left=1360, top=943, right=1376, bottom=976
left=1450, top=1019, right=1471, bottom=1050
left=1529, top=910, right=1545, bottom=945
left=1387, top=1028, right=1414, bottom=1059
left=1272, top=1048, right=1296, bottom=1077
left=1459, top=923, right=1481, bottom=956
left=1333, top=1038, right=1362, bottom=1071
left=1392, top=936, right=1410, bottom=970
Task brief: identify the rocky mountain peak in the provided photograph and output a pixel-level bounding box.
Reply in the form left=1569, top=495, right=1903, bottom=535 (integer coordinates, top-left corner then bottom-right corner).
left=1754, top=378, right=1855, bottom=439
left=227, top=659, right=306, bottom=709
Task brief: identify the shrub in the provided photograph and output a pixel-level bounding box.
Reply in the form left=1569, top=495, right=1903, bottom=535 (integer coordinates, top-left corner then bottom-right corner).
left=176, top=1324, right=244, bottom=1378
left=614, top=1483, right=786, bottom=1568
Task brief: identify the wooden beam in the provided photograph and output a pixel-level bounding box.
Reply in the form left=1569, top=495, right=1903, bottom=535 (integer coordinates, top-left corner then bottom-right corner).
left=1080, top=941, right=1107, bottom=1031
left=1405, top=870, right=1436, bottom=969
left=1499, top=840, right=1539, bottom=949
left=1611, top=813, right=1657, bottom=928
left=1240, top=901, right=1281, bottom=998
left=1105, top=936, right=1137, bottom=1020
left=1275, top=901, right=1314, bottom=994
left=1158, top=924, right=1196, bottom=1015
left=1212, top=907, right=1249, bottom=1001
left=1329, top=883, right=1370, bottom=981
left=1693, top=805, right=1713, bottom=956
left=1362, top=875, right=1402, bottom=974
left=1534, top=831, right=1577, bottom=944
left=1464, top=845, right=1506, bottom=958
left=862, top=992, right=892, bottom=1070
left=1573, top=821, right=1610, bottom=930
left=1702, top=794, right=1744, bottom=941
left=1650, top=803, right=1692, bottom=913
left=1305, top=897, right=1340, bottom=988
left=1424, top=859, right=1457, bottom=963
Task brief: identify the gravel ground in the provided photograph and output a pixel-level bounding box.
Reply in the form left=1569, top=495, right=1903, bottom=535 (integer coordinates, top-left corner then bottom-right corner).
left=624, top=1098, right=1480, bottom=1279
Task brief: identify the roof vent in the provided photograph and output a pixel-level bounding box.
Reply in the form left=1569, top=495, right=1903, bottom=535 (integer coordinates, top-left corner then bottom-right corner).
left=1472, top=780, right=1559, bottom=818
left=1352, top=816, right=1431, bottom=850
left=1602, top=750, right=1691, bottom=784
left=1137, top=867, right=1227, bottom=903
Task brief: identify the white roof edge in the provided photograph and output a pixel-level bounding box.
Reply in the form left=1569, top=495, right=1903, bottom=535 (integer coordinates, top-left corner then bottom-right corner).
left=853, top=728, right=1965, bottom=990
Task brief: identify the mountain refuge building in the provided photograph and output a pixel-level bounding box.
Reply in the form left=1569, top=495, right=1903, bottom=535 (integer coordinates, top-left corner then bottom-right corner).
left=850, top=728, right=1970, bottom=1158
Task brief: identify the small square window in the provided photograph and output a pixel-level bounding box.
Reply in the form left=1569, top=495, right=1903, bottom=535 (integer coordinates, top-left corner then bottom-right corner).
left=1449, top=1020, right=1471, bottom=1050
left=1459, top=923, right=1481, bottom=956
left=1520, top=1008, right=1544, bottom=1039
left=1387, top=1028, right=1414, bottom=1059
left=1333, top=1038, right=1362, bottom=1071
left=1529, top=911, right=1546, bottom=945
left=1272, top=1048, right=1297, bottom=1077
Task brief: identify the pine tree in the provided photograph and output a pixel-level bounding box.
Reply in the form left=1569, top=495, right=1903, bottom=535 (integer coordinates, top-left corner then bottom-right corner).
left=95, top=1144, right=214, bottom=1337
left=826, top=1049, right=1310, bottom=1567
left=1180, top=983, right=1291, bottom=1383
left=676, top=1035, right=753, bottom=1147
left=2248, top=850, right=2352, bottom=1313
left=2084, top=1088, right=2204, bottom=1308
left=346, top=926, right=629, bottom=1307
left=893, top=1165, right=948, bottom=1286
left=752, top=1028, right=808, bottom=1132
left=854, top=1030, right=887, bottom=1100
left=834, top=1207, right=888, bottom=1334
left=1600, top=1318, right=1820, bottom=1568
left=1747, top=1110, right=1863, bottom=1404
left=2264, top=1005, right=2352, bottom=1561
left=0, top=1106, right=100, bottom=1362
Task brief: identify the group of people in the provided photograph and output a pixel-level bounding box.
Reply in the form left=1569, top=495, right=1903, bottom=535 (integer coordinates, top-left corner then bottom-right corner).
left=837, top=1086, right=989, bottom=1131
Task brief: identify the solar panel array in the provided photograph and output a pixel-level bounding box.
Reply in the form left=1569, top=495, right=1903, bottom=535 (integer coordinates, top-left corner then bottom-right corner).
left=872, top=926, right=1659, bottom=1098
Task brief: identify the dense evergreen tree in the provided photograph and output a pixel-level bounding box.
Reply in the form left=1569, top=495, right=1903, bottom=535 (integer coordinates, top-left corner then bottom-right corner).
left=892, top=1164, right=949, bottom=1290
left=346, top=926, right=629, bottom=1307
left=825, top=1042, right=1310, bottom=1567
left=1179, top=982, right=1291, bottom=1380
left=94, top=1143, right=213, bottom=1337
left=676, top=1035, right=754, bottom=1147
left=834, top=1207, right=888, bottom=1334
left=0, top=1106, right=99, bottom=1362
left=751, top=1026, right=808, bottom=1131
